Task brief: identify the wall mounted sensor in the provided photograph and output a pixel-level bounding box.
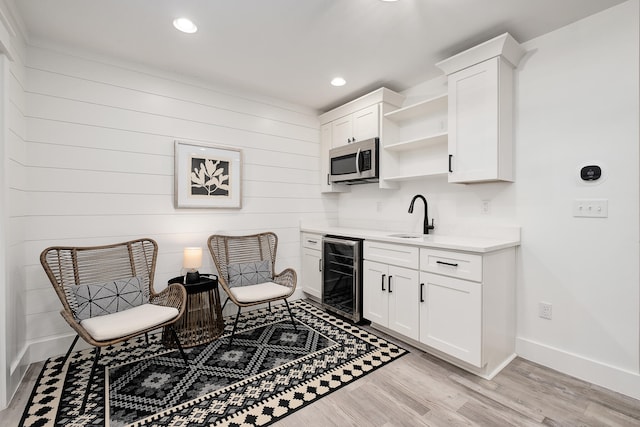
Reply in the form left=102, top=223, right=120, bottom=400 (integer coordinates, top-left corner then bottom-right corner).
left=580, top=165, right=601, bottom=181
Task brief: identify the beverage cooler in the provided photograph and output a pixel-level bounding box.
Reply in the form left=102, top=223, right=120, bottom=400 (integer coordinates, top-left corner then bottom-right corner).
left=321, top=235, right=363, bottom=323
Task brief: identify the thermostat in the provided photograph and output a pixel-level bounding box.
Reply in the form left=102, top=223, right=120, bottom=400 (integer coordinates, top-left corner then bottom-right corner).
left=580, top=165, right=601, bottom=181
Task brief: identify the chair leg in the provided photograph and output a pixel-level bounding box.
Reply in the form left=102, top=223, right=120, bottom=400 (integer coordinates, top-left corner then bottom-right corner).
left=221, top=296, right=230, bottom=312
left=169, top=326, right=189, bottom=366
left=268, top=302, right=271, bottom=312
left=145, top=332, right=149, bottom=345
left=58, top=334, right=79, bottom=372
left=284, top=299, right=297, bottom=331
left=80, top=347, right=101, bottom=414
left=228, top=306, right=242, bottom=348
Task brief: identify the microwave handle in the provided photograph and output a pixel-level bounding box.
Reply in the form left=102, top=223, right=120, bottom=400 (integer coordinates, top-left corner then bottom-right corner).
left=355, top=148, right=361, bottom=174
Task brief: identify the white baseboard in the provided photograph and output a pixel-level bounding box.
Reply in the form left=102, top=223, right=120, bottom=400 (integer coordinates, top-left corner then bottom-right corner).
left=26, top=334, right=91, bottom=365
left=10, top=344, right=28, bottom=376
left=517, top=337, right=640, bottom=400
left=4, top=345, right=29, bottom=411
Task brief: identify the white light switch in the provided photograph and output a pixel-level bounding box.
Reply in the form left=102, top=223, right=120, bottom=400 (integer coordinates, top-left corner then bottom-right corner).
left=573, top=199, right=608, bottom=218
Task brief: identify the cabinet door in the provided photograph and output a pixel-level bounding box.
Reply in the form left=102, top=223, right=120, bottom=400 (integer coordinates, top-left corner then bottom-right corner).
left=419, top=272, right=482, bottom=367
left=353, top=104, right=379, bottom=142
left=302, top=248, right=322, bottom=300
left=387, top=265, right=419, bottom=340
left=331, top=115, right=353, bottom=148
left=320, top=123, right=332, bottom=192
left=362, top=260, right=388, bottom=327
left=320, top=124, right=348, bottom=193
left=448, top=57, right=499, bottom=183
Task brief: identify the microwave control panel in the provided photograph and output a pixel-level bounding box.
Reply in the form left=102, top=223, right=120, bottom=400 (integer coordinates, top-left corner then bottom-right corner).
left=361, top=150, right=372, bottom=171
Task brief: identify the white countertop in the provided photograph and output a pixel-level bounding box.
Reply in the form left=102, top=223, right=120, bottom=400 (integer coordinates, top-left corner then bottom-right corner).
left=300, top=226, right=520, bottom=253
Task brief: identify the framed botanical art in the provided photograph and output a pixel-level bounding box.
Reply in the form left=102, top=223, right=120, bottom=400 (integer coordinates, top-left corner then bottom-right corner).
left=174, top=140, right=242, bottom=208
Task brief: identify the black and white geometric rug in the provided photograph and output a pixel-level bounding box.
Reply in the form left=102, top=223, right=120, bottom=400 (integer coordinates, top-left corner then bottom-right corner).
left=19, top=300, right=407, bottom=426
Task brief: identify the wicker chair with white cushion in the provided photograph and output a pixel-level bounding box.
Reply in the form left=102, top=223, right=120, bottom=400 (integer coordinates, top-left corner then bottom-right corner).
left=207, top=232, right=297, bottom=346
left=40, top=238, right=188, bottom=414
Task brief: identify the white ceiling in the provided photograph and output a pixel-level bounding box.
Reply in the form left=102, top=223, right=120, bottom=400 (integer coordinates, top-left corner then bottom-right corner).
left=8, top=0, right=626, bottom=112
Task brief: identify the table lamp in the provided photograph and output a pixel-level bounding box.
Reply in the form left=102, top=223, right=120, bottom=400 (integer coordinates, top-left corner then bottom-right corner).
left=183, top=247, right=202, bottom=284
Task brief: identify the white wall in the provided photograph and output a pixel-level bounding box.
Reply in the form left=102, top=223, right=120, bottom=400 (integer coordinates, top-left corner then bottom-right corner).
left=514, top=0, right=639, bottom=396
left=338, top=0, right=640, bottom=398
left=20, top=44, right=335, bottom=365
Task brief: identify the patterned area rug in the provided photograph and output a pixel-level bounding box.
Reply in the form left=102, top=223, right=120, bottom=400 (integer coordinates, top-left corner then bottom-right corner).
left=19, top=300, right=407, bottom=426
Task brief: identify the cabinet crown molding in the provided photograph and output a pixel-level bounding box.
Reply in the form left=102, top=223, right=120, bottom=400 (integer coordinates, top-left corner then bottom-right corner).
left=319, top=87, right=405, bottom=125
left=436, top=32, right=525, bottom=76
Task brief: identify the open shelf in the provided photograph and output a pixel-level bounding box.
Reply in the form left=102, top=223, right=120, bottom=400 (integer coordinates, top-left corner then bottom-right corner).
left=385, top=132, right=447, bottom=152
left=384, top=94, right=448, bottom=122
left=381, top=92, right=449, bottom=183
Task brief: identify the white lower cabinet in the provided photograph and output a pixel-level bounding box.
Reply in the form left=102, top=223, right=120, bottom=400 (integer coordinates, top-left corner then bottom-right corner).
left=363, top=241, right=420, bottom=340
left=363, top=260, right=419, bottom=340
left=362, top=260, right=388, bottom=326
left=362, top=239, right=516, bottom=379
left=419, top=272, right=482, bottom=367
left=418, top=246, right=516, bottom=378
left=301, top=233, right=322, bottom=300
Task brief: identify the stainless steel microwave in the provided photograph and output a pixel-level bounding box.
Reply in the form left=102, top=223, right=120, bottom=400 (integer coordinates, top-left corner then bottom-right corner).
left=328, top=137, right=379, bottom=184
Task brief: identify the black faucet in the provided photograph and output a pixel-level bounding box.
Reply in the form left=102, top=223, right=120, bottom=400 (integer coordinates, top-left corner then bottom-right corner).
left=408, top=194, right=435, bottom=235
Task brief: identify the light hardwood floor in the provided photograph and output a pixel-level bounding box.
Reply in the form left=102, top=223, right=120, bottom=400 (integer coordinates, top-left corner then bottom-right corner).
left=274, top=340, right=640, bottom=426
left=3, top=333, right=640, bottom=426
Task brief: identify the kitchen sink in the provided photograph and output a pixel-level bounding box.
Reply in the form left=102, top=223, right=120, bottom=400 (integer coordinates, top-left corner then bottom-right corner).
left=387, top=233, right=424, bottom=239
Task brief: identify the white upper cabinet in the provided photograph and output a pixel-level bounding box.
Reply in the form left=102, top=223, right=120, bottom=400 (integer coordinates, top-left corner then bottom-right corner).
left=446, top=57, right=512, bottom=183
left=331, top=104, right=380, bottom=148
left=330, top=104, right=379, bottom=148
left=437, top=33, right=525, bottom=184
left=331, top=114, right=354, bottom=148
left=352, top=104, right=379, bottom=142
left=318, top=87, right=405, bottom=191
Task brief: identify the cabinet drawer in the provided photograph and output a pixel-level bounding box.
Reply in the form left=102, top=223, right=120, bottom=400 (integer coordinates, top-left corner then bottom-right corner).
left=420, top=248, right=482, bottom=282
left=364, top=241, right=419, bottom=269
left=301, top=233, right=323, bottom=250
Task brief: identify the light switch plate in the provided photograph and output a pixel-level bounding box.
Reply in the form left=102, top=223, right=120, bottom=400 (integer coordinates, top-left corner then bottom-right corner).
left=573, top=199, right=608, bottom=218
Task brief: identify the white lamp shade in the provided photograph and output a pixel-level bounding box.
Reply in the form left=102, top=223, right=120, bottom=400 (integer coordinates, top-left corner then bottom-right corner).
left=183, top=247, right=203, bottom=269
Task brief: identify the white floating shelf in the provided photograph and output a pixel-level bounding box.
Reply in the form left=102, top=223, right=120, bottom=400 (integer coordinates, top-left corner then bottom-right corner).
left=384, top=94, right=448, bottom=122
left=385, top=132, right=448, bottom=152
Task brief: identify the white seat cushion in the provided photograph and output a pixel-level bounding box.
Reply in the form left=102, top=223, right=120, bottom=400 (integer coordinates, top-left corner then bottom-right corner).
left=229, top=281, right=291, bottom=303
left=80, top=303, right=179, bottom=341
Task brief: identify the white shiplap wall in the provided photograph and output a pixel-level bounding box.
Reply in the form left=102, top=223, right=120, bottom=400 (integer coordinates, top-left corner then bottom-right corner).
left=4, top=25, right=28, bottom=407
left=22, top=44, right=336, bottom=361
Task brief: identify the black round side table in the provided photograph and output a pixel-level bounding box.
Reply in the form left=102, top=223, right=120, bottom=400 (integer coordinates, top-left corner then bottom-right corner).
left=162, top=275, right=225, bottom=348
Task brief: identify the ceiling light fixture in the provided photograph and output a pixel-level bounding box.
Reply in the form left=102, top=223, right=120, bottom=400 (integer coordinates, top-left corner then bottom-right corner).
left=331, top=77, right=346, bottom=87
left=173, top=17, right=198, bottom=34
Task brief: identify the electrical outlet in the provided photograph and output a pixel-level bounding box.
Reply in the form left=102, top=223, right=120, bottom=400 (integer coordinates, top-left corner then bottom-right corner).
left=539, top=302, right=553, bottom=320
left=481, top=200, right=490, bottom=215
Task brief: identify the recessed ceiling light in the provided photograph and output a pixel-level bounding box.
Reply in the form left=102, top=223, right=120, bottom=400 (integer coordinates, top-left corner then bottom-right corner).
left=331, top=77, right=346, bottom=87
left=173, top=17, right=198, bottom=34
